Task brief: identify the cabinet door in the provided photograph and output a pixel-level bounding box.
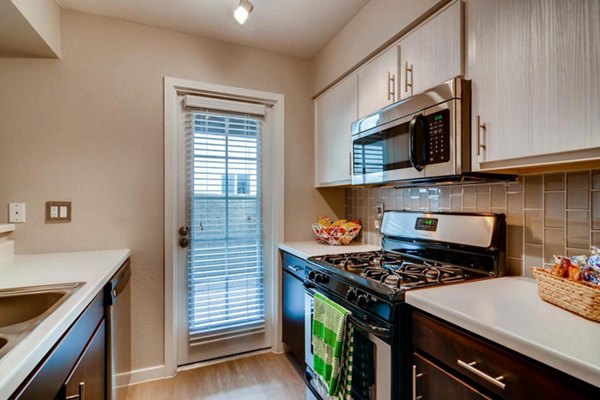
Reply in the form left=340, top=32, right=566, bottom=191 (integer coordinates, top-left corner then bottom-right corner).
left=59, top=320, right=106, bottom=400
left=467, top=0, right=600, bottom=169
left=282, top=270, right=305, bottom=366
left=357, top=45, right=399, bottom=117
left=399, top=0, right=463, bottom=99
left=414, top=353, right=491, bottom=400
left=315, top=74, right=357, bottom=187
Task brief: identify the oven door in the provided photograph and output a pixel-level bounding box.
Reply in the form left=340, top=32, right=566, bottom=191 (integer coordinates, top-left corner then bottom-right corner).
left=304, top=288, right=392, bottom=400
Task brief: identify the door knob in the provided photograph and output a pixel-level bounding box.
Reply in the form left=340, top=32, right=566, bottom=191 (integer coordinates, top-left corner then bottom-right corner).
left=179, top=237, right=190, bottom=248
left=179, top=226, right=189, bottom=236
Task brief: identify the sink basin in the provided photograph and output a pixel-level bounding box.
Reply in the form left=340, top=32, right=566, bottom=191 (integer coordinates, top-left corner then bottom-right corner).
left=0, top=292, right=65, bottom=328
left=0, top=282, right=83, bottom=360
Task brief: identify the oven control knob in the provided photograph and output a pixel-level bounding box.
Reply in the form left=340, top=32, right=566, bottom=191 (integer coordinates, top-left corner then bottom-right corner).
left=314, top=273, right=328, bottom=284
left=307, top=270, right=316, bottom=281
left=346, top=288, right=358, bottom=302
left=356, top=294, right=370, bottom=308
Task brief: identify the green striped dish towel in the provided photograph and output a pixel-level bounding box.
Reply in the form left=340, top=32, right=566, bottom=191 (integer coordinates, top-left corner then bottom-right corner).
left=312, top=292, right=351, bottom=396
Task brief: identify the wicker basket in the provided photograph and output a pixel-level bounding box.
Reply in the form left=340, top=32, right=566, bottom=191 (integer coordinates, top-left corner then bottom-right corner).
left=531, top=267, right=600, bottom=322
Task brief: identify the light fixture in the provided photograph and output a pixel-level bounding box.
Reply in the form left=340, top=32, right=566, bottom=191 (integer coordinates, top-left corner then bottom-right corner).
left=234, top=0, right=254, bottom=25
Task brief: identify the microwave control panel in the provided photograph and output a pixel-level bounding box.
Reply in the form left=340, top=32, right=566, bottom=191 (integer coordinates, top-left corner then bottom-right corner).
left=427, top=109, right=450, bottom=164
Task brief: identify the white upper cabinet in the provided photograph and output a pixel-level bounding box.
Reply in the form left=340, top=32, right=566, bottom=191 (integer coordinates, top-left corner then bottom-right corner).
left=399, top=1, right=463, bottom=100
left=315, top=74, right=358, bottom=187
left=467, top=0, right=600, bottom=169
left=357, top=45, right=399, bottom=118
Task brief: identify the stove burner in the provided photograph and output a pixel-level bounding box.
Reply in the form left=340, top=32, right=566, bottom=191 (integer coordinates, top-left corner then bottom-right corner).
left=315, top=251, right=404, bottom=272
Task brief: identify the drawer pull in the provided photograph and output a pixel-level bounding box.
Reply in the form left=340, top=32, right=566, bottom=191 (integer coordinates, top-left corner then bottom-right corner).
left=287, top=265, right=301, bottom=272
left=458, top=360, right=506, bottom=390
left=412, top=365, right=424, bottom=400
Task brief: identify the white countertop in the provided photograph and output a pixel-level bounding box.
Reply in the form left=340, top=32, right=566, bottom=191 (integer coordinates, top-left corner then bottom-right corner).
left=279, top=240, right=380, bottom=260
left=406, top=277, right=600, bottom=388
left=0, top=249, right=130, bottom=399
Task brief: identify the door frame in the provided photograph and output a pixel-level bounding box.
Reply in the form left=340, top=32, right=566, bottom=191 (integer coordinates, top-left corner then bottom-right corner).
left=163, top=76, right=285, bottom=377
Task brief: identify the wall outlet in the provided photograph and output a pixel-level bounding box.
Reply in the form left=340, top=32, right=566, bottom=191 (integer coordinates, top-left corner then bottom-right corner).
left=46, top=201, right=71, bottom=223
left=9, top=203, right=26, bottom=223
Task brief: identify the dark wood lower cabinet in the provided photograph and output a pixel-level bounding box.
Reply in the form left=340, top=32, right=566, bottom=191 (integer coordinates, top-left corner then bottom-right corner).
left=414, top=353, right=491, bottom=400
left=412, top=309, right=600, bottom=400
left=58, top=320, right=106, bottom=400
left=11, top=291, right=104, bottom=400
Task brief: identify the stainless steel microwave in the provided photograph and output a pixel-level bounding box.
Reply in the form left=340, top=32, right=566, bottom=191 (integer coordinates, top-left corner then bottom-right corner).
left=351, top=77, right=472, bottom=186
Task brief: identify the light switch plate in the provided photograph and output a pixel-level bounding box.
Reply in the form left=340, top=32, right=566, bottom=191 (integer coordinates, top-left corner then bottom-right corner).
left=46, top=201, right=71, bottom=223
left=9, top=203, right=26, bottom=223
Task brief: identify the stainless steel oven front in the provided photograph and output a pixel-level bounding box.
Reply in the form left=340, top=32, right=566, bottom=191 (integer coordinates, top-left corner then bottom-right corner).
left=304, top=288, right=391, bottom=400
left=351, top=77, right=470, bottom=185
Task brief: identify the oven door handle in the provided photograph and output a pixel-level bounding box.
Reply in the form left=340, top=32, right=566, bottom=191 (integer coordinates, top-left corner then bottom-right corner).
left=349, top=315, right=391, bottom=340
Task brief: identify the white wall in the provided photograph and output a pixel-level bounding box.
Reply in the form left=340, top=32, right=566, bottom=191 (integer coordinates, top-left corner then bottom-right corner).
left=312, top=0, right=441, bottom=94
left=0, top=9, right=343, bottom=375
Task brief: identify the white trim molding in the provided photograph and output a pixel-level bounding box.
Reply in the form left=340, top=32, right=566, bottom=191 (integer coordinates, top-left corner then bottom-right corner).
left=163, top=77, right=285, bottom=379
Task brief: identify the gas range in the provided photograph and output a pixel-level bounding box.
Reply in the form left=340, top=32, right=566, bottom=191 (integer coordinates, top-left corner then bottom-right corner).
left=305, top=210, right=506, bottom=317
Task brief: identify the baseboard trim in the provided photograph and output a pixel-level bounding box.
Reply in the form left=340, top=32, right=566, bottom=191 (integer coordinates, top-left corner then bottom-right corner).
left=177, top=347, right=273, bottom=372
left=126, top=364, right=174, bottom=386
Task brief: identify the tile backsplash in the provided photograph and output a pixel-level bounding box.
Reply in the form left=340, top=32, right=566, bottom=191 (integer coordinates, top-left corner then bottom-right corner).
left=345, top=170, right=600, bottom=277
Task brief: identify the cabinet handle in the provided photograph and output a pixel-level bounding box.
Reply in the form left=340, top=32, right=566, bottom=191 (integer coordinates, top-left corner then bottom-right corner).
left=405, top=61, right=413, bottom=93
left=412, top=365, right=424, bottom=400
left=348, top=151, right=352, bottom=175
left=457, top=359, right=505, bottom=390
left=287, top=265, right=301, bottom=272
left=66, top=382, right=86, bottom=400
left=387, top=72, right=396, bottom=102
left=476, top=115, right=486, bottom=156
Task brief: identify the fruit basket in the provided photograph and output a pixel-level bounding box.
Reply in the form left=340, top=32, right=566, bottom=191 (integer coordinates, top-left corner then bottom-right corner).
left=312, top=217, right=361, bottom=245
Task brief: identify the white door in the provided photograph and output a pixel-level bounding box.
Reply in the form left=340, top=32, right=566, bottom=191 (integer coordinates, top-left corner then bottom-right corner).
left=176, top=94, right=271, bottom=365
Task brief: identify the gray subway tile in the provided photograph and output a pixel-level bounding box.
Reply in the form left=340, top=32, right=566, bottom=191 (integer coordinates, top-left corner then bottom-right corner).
left=593, top=191, right=600, bottom=230
left=566, top=248, right=591, bottom=258
left=567, top=171, right=590, bottom=209
left=419, top=189, right=430, bottom=210
left=544, top=228, right=565, bottom=263
left=592, top=231, right=600, bottom=247
left=524, top=243, right=544, bottom=278
left=402, top=188, right=411, bottom=209
left=490, top=184, right=506, bottom=208
left=507, top=257, right=524, bottom=276
left=439, top=187, right=450, bottom=209
left=525, top=175, right=543, bottom=209
left=507, top=225, right=524, bottom=258
left=544, top=173, right=565, bottom=191
left=507, top=179, right=523, bottom=192
left=451, top=186, right=463, bottom=195
left=450, top=194, right=462, bottom=212
left=524, top=209, right=543, bottom=244
left=476, top=192, right=491, bottom=212
left=463, top=186, right=476, bottom=208
left=592, top=170, right=600, bottom=190
left=507, top=191, right=524, bottom=226
left=544, top=191, right=565, bottom=228
left=566, top=210, right=590, bottom=249
left=476, top=184, right=490, bottom=194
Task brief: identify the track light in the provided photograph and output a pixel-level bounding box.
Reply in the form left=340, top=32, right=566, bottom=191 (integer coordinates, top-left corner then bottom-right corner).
left=234, top=0, right=254, bottom=25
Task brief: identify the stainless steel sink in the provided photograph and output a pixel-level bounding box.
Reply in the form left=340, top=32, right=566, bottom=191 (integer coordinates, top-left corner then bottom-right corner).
left=0, top=282, right=84, bottom=360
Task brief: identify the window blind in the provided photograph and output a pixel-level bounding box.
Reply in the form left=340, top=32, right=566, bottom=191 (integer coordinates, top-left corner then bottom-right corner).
left=185, top=108, right=265, bottom=346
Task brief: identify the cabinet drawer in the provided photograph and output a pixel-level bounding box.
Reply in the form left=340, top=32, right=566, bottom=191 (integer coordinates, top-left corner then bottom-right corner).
left=414, top=353, right=490, bottom=400
left=281, top=252, right=307, bottom=280
left=11, top=291, right=104, bottom=399
left=412, top=311, right=599, bottom=400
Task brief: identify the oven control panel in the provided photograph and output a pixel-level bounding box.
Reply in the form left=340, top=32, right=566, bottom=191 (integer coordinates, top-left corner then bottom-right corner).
left=415, top=217, right=439, bottom=232
left=427, top=109, right=450, bottom=165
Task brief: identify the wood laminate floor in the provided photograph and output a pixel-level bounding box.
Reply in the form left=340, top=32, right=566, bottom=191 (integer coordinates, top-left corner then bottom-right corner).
left=125, top=352, right=305, bottom=400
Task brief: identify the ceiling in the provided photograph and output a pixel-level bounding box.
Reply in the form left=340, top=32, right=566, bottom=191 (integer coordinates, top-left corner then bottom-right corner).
left=56, top=0, right=369, bottom=59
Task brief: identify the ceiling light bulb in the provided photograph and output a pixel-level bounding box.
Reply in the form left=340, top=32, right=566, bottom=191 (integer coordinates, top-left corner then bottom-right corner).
left=234, top=0, right=254, bottom=25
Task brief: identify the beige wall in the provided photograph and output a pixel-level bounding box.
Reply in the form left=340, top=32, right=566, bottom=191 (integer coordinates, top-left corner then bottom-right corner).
left=0, top=10, right=343, bottom=372
left=11, top=0, right=61, bottom=56
left=312, top=0, right=441, bottom=94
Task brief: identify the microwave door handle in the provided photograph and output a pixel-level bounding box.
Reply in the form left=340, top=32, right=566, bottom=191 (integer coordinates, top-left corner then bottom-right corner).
left=409, top=114, right=430, bottom=171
